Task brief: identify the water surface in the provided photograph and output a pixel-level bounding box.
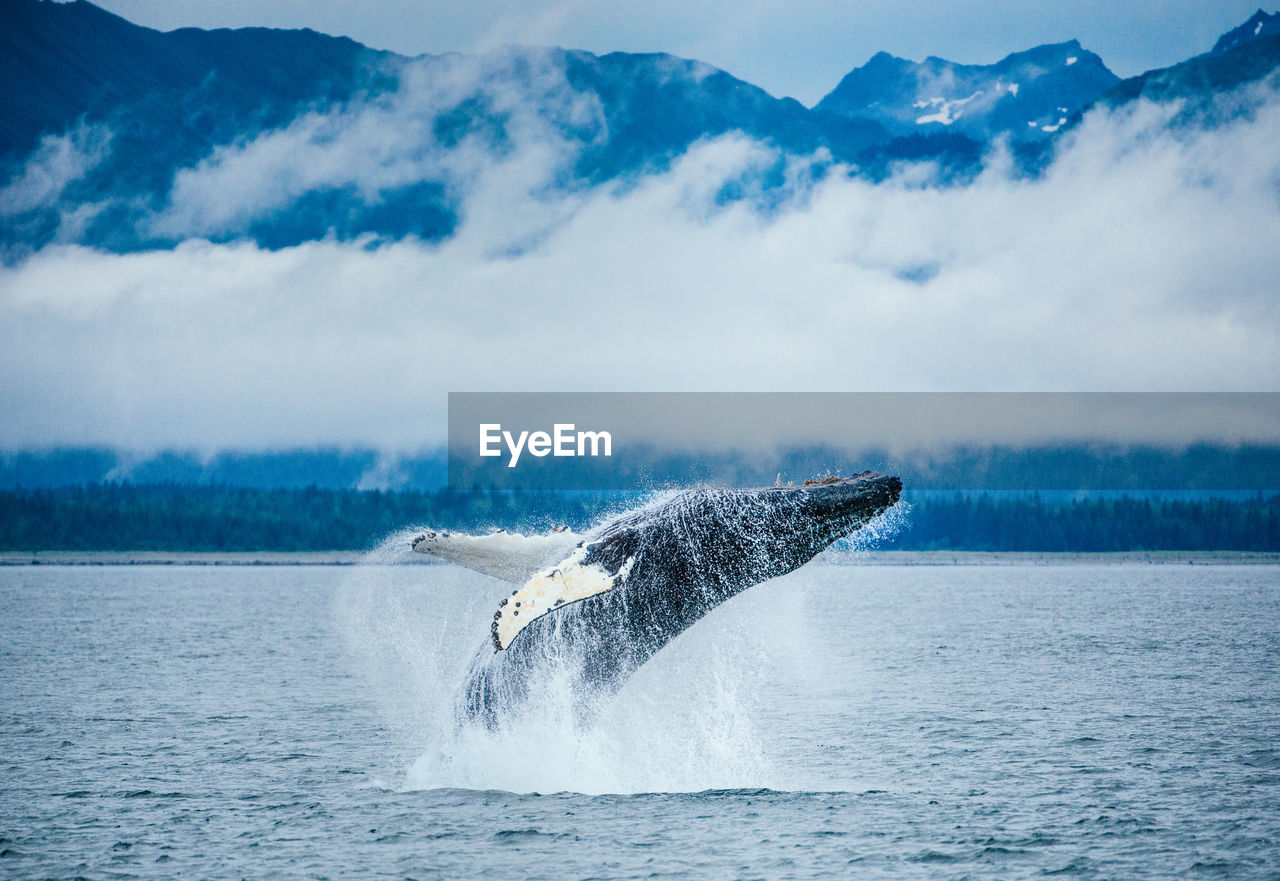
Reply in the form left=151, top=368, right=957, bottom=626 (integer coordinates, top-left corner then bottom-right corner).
left=1, top=562, right=1277, bottom=878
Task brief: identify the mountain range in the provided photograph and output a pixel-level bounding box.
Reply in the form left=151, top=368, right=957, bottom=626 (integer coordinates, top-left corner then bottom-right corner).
left=2, top=0, right=1279, bottom=255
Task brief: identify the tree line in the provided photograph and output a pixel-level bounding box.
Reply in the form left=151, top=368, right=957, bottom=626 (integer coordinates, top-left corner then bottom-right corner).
left=1, top=484, right=1277, bottom=552
left=899, top=494, right=1280, bottom=552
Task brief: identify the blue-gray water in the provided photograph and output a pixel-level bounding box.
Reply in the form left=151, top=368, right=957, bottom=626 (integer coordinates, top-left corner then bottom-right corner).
left=2, top=560, right=1278, bottom=879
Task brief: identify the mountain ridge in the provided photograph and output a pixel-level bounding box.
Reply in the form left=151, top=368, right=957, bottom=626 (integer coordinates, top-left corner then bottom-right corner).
left=815, top=39, right=1120, bottom=141
left=1092, top=29, right=1280, bottom=121
left=1210, top=9, right=1280, bottom=55
left=1, top=0, right=896, bottom=253
left=3, top=0, right=1279, bottom=256
left=0, top=0, right=395, bottom=160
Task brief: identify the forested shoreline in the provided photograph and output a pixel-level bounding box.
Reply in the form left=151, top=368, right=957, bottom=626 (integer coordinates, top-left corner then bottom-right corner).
left=1, top=484, right=1277, bottom=552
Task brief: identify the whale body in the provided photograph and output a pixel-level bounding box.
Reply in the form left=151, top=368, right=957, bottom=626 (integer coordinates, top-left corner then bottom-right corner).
left=413, top=471, right=901, bottom=726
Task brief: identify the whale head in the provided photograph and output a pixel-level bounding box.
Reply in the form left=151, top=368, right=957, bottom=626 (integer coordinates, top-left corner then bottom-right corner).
left=786, top=470, right=902, bottom=543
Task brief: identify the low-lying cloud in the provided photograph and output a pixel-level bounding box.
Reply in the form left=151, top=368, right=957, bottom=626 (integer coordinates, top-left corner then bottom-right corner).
left=0, top=124, right=111, bottom=218
left=2, top=76, right=1279, bottom=450
left=146, top=50, right=605, bottom=241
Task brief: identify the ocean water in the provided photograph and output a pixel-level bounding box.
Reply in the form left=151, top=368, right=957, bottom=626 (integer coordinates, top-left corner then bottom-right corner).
left=1, top=560, right=1278, bottom=879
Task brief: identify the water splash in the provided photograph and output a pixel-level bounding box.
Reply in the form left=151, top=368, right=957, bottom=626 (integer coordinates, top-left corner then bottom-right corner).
left=404, top=643, right=772, bottom=794
left=826, top=499, right=911, bottom=558
left=335, top=525, right=779, bottom=794
left=334, top=480, right=899, bottom=794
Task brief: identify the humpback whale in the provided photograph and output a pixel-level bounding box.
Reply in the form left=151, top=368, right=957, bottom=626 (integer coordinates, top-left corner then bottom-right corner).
left=413, top=471, right=901, bottom=726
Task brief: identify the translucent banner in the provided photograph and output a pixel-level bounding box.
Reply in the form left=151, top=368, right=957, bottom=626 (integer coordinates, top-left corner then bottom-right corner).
left=447, top=393, right=1280, bottom=491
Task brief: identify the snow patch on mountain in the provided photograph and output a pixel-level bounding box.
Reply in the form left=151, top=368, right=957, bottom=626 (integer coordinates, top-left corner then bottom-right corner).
left=913, top=92, right=980, bottom=125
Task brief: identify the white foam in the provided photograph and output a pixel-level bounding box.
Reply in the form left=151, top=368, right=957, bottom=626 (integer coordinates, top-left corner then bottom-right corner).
left=402, top=643, right=773, bottom=794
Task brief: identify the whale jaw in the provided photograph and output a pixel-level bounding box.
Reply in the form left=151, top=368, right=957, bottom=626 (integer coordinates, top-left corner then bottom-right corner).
left=793, top=471, right=903, bottom=542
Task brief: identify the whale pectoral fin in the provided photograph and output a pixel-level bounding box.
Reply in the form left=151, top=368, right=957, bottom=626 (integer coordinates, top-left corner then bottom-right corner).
left=411, top=528, right=582, bottom=584
left=491, top=546, right=633, bottom=651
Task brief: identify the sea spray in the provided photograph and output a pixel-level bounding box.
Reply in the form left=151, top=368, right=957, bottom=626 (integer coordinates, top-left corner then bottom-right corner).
left=334, top=479, right=899, bottom=794
left=335, top=522, right=784, bottom=794
left=403, top=642, right=774, bottom=794
left=333, top=532, right=490, bottom=765
left=825, top=498, right=911, bottom=558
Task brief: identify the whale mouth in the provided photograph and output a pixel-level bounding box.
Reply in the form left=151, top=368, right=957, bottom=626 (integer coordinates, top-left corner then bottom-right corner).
left=793, top=470, right=903, bottom=530
left=792, top=470, right=900, bottom=493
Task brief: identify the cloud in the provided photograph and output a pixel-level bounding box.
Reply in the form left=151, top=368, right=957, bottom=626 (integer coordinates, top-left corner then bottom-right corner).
left=145, top=49, right=606, bottom=241
left=476, top=0, right=594, bottom=50
left=0, top=124, right=112, bottom=217
left=2, top=81, right=1279, bottom=450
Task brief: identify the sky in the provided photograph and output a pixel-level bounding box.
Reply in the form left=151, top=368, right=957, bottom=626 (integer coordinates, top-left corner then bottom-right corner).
left=89, top=0, right=1272, bottom=106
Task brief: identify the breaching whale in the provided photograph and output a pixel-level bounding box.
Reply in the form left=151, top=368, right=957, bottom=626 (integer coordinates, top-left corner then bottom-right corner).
left=412, top=471, right=901, bottom=726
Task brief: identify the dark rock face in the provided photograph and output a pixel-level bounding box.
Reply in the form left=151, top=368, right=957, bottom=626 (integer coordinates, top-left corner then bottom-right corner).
left=1211, top=9, right=1280, bottom=56
left=0, top=0, right=392, bottom=161
left=1093, top=28, right=1280, bottom=127
left=459, top=473, right=902, bottom=727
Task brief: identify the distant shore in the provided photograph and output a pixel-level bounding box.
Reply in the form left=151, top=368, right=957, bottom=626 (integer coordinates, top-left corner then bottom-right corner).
left=835, top=550, right=1280, bottom=566
left=3, top=550, right=1280, bottom=566
left=0, top=551, right=377, bottom=566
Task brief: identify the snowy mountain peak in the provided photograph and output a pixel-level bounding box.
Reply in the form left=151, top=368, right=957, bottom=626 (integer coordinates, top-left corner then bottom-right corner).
left=816, top=40, right=1117, bottom=141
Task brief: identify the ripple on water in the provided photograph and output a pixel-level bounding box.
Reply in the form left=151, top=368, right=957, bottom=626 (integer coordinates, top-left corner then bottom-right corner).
left=0, top=563, right=1276, bottom=880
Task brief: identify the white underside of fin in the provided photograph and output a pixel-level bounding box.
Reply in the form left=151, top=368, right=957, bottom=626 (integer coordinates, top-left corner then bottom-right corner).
left=412, top=529, right=581, bottom=584
left=493, top=546, right=636, bottom=650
